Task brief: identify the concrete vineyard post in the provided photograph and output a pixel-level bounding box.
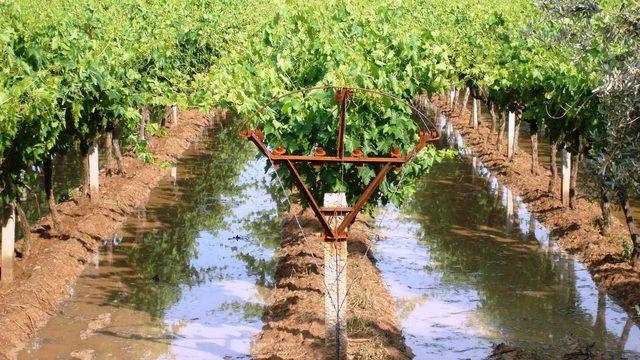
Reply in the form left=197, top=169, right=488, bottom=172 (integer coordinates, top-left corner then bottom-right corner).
left=1, top=204, right=15, bottom=283
left=323, top=193, right=348, bottom=360
left=506, top=187, right=514, bottom=221
left=504, top=187, right=514, bottom=233
left=561, top=149, right=571, bottom=207
left=172, top=103, right=178, bottom=126
left=449, top=86, right=455, bottom=107
left=507, top=112, right=515, bottom=160
left=88, top=143, right=100, bottom=201
left=472, top=98, right=479, bottom=129
left=171, top=166, right=177, bottom=185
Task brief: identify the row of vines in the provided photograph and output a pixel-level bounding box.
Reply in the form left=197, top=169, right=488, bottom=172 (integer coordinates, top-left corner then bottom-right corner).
left=1, top=0, right=639, bottom=262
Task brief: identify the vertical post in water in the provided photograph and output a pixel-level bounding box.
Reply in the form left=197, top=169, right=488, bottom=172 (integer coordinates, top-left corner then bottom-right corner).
left=323, top=193, right=348, bottom=360
left=472, top=98, right=479, bottom=129
left=505, top=187, right=514, bottom=233
left=1, top=204, right=15, bottom=283
left=506, top=188, right=514, bottom=220
left=507, top=112, right=515, bottom=160
left=172, top=103, right=178, bottom=126
left=561, top=149, right=571, bottom=207
left=170, top=166, right=177, bottom=186
left=88, top=143, right=100, bottom=202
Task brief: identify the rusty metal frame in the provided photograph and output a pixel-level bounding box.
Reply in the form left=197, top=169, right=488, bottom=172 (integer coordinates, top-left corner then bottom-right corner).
left=240, top=87, right=439, bottom=241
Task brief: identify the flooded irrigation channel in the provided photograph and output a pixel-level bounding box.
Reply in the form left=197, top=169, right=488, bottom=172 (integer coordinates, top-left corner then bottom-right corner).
left=20, top=127, right=283, bottom=359
left=375, top=155, right=640, bottom=358
left=18, top=124, right=640, bottom=359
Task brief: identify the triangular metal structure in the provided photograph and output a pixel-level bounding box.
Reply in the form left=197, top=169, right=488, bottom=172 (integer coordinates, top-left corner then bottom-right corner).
left=240, top=87, right=439, bottom=241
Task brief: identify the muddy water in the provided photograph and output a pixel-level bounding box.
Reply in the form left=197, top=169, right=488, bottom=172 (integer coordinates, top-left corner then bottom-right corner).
left=16, top=112, right=640, bottom=359
left=375, top=156, right=640, bottom=358
left=20, top=128, right=282, bottom=359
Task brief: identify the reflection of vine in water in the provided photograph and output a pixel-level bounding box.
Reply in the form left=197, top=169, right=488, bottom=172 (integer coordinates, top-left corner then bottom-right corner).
left=404, top=158, right=624, bottom=353
left=121, top=126, right=255, bottom=317
left=212, top=301, right=265, bottom=322
left=234, top=173, right=286, bottom=288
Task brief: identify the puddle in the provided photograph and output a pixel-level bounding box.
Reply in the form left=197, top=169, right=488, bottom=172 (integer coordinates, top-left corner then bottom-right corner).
left=375, top=150, right=640, bottom=358
left=16, top=112, right=640, bottom=359
left=20, top=127, right=282, bottom=359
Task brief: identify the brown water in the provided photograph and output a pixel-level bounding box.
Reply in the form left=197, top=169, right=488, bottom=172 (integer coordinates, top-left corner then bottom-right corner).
left=375, top=120, right=639, bottom=358
left=20, top=127, right=283, bottom=359
left=18, top=119, right=640, bottom=359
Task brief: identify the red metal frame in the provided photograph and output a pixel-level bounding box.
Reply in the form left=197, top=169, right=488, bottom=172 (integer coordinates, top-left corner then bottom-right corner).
left=240, top=87, right=439, bottom=241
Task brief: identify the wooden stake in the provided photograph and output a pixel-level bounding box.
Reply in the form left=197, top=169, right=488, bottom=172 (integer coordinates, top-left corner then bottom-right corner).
left=88, top=143, right=100, bottom=201
left=323, top=193, right=348, bottom=360
left=1, top=204, right=16, bottom=283
left=172, top=103, right=178, bottom=126
left=561, top=149, right=571, bottom=207
left=472, top=98, right=479, bottom=129
left=507, top=112, right=515, bottom=161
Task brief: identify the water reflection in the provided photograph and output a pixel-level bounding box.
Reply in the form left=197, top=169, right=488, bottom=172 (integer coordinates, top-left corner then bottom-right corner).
left=375, top=158, right=640, bottom=358
left=21, top=127, right=282, bottom=359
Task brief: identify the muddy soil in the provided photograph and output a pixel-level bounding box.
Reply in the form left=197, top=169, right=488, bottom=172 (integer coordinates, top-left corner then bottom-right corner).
left=489, top=343, right=624, bottom=360
left=0, top=110, right=216, bottom=359
left=432, top=96, right=640, bottom=314
left=252, top=205, right=411, bottom=359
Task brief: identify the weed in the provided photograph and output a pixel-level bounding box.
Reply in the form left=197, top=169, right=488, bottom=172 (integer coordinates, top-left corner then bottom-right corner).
left=137, top=151, right=156, bottom=164
left=351, top=342, right=389, bottom=360
left=622, top=239, right=633, bottom=260
left=134, top=140, right=156, bottom=164
left=147, top=123, right=167, bottom=138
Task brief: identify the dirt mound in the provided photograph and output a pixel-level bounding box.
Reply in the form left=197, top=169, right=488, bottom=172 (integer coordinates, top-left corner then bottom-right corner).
left=252, top=206, right=411, bottom=359
left=0, top=110, right=215, bottom=359
left=489, top=343, right=619, bottom=360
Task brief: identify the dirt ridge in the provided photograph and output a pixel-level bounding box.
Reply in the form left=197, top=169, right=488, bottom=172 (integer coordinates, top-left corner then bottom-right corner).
left=252, top=205, right=411, bottom=359
left=0, top=110, right=214, bottom=359
left=433, top=95, right=640, bottom=315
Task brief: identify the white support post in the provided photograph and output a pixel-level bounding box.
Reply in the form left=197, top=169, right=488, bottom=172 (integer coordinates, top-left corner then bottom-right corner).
left=1, top=204, right=16, bottom=283
left=561, top=149, right=571, bottom=207
left=504, top=187, right=514, bottom=233
left=88, top=143, right=100, bottom=201
left=323, top=193, right=348, bottom=360
left=472, top=98, right=479, bottom=129
left=506, top=188, right=514, bottom=221
left=170, top=166, right=177, bottom=185
left=507, top=112, right=515, bottom=160
left=172, top=103, right=178, bottom=126
left=449, top=86, right=455, bottom=107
